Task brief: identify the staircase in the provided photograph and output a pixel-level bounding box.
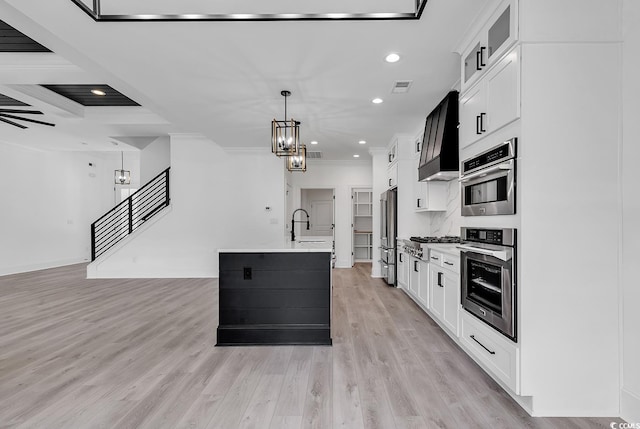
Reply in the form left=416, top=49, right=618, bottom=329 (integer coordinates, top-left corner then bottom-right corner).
left=91, top=167, right=170, bottom=261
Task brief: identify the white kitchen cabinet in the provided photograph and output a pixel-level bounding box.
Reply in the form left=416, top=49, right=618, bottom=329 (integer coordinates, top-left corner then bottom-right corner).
left=412, top=156, right=448, bottom=212
left=386, top=162, right=398, bottom=189
left=428, top=250, right=460, bottom=337
left=408, top=256, right=419, bottom=297
left=418, top=259, right=429, bottom=307
left=387, top=139, right=398, bottom=166
left=461, top=0, right=517, bottom=92
left=461, top=311, right=519, bottom=393
left=459, top=46, right=520, bottom=149
left=397, top=249, right=409, bottom=290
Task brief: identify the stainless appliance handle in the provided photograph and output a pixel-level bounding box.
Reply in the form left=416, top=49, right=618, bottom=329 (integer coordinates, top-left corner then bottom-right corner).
left=456, top=244, right=510, bottom=262
left=459, top=160, right=513, bottom=183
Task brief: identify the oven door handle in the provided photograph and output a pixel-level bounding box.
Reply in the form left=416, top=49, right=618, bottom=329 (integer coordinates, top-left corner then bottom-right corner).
left=459, top=160, right=513, bottom=183
left=456, top=244, right=510, bottom=262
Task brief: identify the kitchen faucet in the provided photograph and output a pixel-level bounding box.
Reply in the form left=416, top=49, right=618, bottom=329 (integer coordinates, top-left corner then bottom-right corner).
left=291, top=208, right=310, bottom=241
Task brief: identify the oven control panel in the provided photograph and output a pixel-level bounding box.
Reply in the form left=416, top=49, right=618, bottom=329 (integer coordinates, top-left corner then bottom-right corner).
left=462, top=227, right=516, bottom=247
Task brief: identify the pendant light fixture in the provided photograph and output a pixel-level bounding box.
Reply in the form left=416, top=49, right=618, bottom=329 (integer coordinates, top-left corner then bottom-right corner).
left=272, top=90, right=300, bottom=157
left=287, top=144, right=307, bottom=172
left=114, top=151, right=131, bottom=185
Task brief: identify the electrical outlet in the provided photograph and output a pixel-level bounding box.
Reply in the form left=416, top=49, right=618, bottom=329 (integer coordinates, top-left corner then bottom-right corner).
left=243, top=267, right=252, bottom=280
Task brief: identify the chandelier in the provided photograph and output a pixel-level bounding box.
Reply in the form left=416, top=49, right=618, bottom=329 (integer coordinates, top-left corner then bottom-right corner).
left=271, top=90, right=300, bottom=157
left=114, top=151, right=131, bottom=185
left=287, top=144, right=307, bottom=172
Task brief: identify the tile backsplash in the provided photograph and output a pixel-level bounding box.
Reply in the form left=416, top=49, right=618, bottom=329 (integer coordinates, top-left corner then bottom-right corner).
left=430, top=181, right=462, bottom=237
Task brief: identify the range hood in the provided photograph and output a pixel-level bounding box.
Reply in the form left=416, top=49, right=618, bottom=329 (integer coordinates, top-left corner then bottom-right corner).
left=418, top=91, right=459, bottom=181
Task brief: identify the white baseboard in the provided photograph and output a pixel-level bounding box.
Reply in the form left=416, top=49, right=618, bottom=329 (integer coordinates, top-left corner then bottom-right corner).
left=621, top=388, right=640, bottom=423
left=0, top=258, right=87, bottom=277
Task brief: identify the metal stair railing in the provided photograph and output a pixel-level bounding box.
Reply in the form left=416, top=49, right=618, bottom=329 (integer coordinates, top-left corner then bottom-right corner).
left=90, top=167, right=170, bottom=261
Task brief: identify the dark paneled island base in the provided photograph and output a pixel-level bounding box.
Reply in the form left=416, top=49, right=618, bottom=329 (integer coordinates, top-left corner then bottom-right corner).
left=217, top=251, right=332, bottom=346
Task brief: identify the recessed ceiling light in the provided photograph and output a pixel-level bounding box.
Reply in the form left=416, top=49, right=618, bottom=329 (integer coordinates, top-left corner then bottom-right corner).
left=353, top=154, right=360, bottom=158
left=310, top=141, right=318, bottom=145
left=358, top=140, right=366, bottom=145
left=81, top=142, right=88, bottom=145
left=372, top=98, right=383, bottom=104
left=91, top=89, right=106, bottom=96
left=385, top=53, right=400, bottom=63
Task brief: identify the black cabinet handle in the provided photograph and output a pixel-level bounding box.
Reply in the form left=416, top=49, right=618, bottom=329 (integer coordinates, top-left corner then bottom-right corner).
left=388, top=153, right=392, bottom=163
left=479, top=46, right=487, bottom=67
left=399, top=253, right=403, bottom=263
left=476, top=115, right=482, bottom=135
left=431, top=256, right=439, bottom=261
left=414, top=261, right=418, bottom=272
left=470, top=334, right=496, bottom=355
left=417, top=198, right=421, bottom=208
left=437, top=272, right=443, bottom=287
left=480, top=112, right=487, bottom=132
left=444, top=261, right=454, bottom=266
left=476, top=50, right=482, bottom=71
left=389, top=178, right=392, bottom=187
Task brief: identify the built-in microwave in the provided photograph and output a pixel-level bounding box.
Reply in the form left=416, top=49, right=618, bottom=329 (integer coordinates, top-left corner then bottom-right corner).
left=460, top=138, right=516, bottom=216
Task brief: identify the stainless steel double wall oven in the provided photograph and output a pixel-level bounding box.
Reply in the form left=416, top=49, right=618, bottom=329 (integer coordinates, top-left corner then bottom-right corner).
left=459, top=138, right=518, bottom=342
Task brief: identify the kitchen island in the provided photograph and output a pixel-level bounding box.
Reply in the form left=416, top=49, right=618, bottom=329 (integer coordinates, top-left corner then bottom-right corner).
left=217, top=238, right=333, bottom=346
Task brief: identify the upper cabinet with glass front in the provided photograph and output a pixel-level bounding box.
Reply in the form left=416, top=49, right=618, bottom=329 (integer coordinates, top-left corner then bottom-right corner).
left=460, top=0, right=518, bottom=92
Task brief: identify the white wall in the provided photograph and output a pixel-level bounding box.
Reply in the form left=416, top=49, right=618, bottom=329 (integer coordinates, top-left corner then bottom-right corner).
left=370, top=149, right=388, bottom=277
left=0, top=143, right=121, bottom=275
left=140, top=136, right=170, bottom=184
left=88, top=134, right=286, bottom=277
left=288, top=160, right=372, bottom=268
left=621, top=0, right=640, bottom=421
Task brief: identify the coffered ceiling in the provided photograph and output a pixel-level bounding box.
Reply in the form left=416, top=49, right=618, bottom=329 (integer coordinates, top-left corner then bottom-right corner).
left=0, top=0, right=492, bottom=159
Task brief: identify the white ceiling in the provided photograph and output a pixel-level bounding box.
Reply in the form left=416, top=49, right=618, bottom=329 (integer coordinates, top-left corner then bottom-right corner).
left=0, top=0, right=491, bottom=159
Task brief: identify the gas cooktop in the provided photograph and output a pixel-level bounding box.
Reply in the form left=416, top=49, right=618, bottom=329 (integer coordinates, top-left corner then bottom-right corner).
left=409, top=236, right=461, bottom=244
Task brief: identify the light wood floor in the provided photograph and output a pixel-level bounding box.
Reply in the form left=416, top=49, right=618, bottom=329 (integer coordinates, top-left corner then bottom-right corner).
left=0, top=263, right=619, bottom=428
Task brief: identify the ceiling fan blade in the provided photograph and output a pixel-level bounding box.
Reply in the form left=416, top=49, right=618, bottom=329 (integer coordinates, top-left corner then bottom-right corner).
left=0, top=113, right=55, bottom=127
left=0, top=109, right=44, bottom=115
left=0, top=116, right=28, bottom=129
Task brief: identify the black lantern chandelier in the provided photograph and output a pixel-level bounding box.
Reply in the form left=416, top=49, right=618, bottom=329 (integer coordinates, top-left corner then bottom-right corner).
left=114, top=151, right=131, bottom=185
left=271, top=90, right=300, bottom=157
left=287, top=144, right=307, bottom=172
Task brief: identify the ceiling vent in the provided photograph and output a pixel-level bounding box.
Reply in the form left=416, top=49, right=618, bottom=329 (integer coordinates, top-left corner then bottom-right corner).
left=392, top=80, right=413, bottom=94
left=306, top=151, right=322, bottom=159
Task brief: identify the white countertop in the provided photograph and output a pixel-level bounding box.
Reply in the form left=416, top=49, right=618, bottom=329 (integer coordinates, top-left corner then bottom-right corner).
left=219, top=237, right=333, bottom=253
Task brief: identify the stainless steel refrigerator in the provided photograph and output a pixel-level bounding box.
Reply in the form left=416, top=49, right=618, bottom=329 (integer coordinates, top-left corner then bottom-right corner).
left=380, top=188, right=397, bottom=286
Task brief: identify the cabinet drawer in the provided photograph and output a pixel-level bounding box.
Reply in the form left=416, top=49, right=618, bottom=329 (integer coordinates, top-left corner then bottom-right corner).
left=461, top=312, right=519, bottom=393
left=442, top=253, right=459, bottom=274
left=428, top=250, right=443, bottom=266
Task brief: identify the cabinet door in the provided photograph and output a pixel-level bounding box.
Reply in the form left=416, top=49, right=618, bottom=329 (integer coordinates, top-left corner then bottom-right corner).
left=397, top=251, right=407, bottom=288
left=442, top=269, right=460, bottom=337
left=459, top=83, right=487, bottom=149
left=409, top=257, right=419, bottom=296
left=429, top=266, right=444, bottom=320
left=463, top=42, right=483, bottom=87
left=486, top=46, right=520, bottom=133
left=387, top=163, right=398, bottom=189
left=487, top=3, right=516, bottom=63
left=418, top=260, right=429, bottom=306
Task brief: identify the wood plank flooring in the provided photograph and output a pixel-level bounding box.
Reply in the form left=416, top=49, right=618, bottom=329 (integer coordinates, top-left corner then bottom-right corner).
left=0, top=263, right=620, bottom=428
